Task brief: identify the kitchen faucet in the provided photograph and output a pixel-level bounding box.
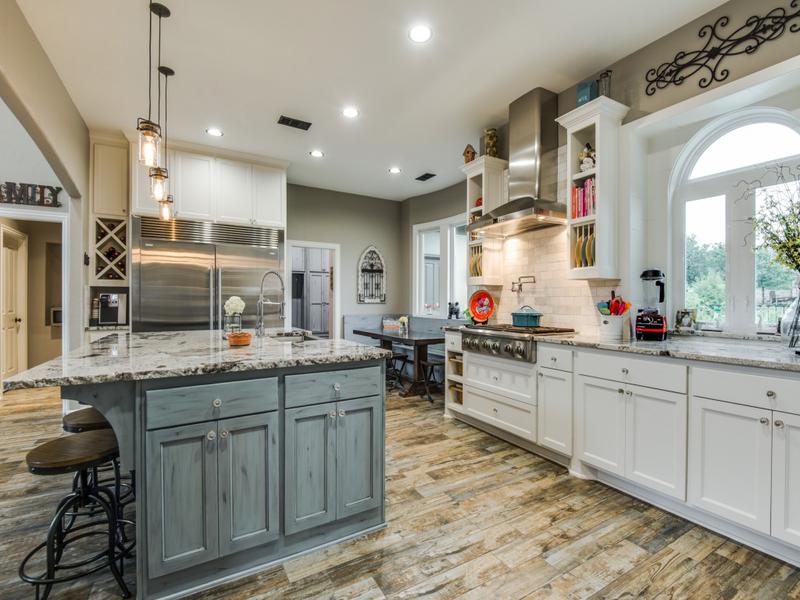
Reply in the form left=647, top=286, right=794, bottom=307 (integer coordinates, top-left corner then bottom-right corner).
left=256, top=270, right=286, bottom=337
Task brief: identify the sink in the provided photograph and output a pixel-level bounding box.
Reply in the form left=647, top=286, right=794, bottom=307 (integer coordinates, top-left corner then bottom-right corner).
left=268, top=332, right=319, bottom=343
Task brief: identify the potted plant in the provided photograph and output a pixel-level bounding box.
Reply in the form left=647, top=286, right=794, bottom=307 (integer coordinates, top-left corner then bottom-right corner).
left=223, top=295, right=245, bottom=338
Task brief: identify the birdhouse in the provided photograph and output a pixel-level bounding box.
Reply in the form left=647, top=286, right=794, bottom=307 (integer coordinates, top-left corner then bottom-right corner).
left=463, top=144, right=476, bottom=164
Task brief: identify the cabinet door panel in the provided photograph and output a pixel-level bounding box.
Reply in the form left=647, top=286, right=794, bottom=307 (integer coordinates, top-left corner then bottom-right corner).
left=464, top=386, right=536, bottom=441
left=93, top=143, right=128, bottom=216
left=215, top=159, right=253, bottom=224
left=252, top=165, right=285, bottom=227
left=337, top=396, right=382, bottom=519
left=175, top=152, right=214, bottom=220
left=772, top=411, right=800, bottom=547
left=625, top=384, right=687, bottom=500
left=537, top=367, right=572, bottom=456
left=218, top=413, right=280, bottom=555
left=285, top=402, right=337, bottom=534
left=130, top=142, right=158, bottom=217
left=688, top=397, right=772, bottom=534
left=146, top=422, right=219, bottom=577
left=575, top=375, right=625, bottom=475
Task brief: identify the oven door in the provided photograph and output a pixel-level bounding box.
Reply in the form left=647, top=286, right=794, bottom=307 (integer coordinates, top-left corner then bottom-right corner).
left=463, top=351, right=536, bottom=405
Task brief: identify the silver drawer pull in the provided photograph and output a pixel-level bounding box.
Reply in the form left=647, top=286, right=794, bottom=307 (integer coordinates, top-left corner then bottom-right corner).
left=625, top=390, right=632, bottom=396
left=775, top=420, right=785, bottom=429
left=760, top=417, right=770, bottom=426
left=338, top=409, right=346, bottom=417
left=333, top=383, right=342, bottom=392
left=766, top=390, right=776, bottom=398
left=207, top=430, right=217, bottom=441
left=492, top=407, right=498, bottom=413
left=538, top=372, right=543, bottom=378
left=220, top=430, right=228, bottom=439
left=550, top=357, right=557, bottom=362
left=212, top=398, right=222, bottom=408
left=329, top=410, right=337, bottom=419
left=621, top=368, right=629, bottom=375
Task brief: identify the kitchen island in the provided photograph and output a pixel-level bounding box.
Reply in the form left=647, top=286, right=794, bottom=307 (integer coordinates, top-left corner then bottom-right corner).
left=3, top=330, right=392, bottom=600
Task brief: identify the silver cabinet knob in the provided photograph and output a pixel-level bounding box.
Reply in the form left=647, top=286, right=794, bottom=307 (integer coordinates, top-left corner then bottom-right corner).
left=775, top=420, right=785, bottom=429
left=621, top=368, right=629, bottom=375
left=338, top=409, right=346, bottom=417
left=212, top=398, right=222, bottom=408
left=618, top=388, right=624, bottom=394
left=626, top=390, right=632, bottom=396
left=538, top=372, right=543, bottom=378
left=766, top=390, right=776, bottom=398
left=492, top=407, right=498, bottom=413
left=333, top=383, right=342, bottom=392
left=207, top=430, right=217, bottom=441
left=220, top=430, right=229, bottom=439
left=551, top=356, right=557, bottom=362
left=760, top=417, right=770, bottom=426
left=329, top=410, right=337, bottom=419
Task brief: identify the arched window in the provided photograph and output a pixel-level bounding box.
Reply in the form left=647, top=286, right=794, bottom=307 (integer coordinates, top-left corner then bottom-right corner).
left=673, top=111, right=800, bottom=334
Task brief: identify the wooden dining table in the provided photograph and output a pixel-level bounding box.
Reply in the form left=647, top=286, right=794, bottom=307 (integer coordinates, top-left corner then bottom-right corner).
left=353, top=328, right=445, bottom=397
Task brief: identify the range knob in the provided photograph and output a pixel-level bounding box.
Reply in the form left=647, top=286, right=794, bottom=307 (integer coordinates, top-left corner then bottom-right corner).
left=504, top=343, right=513, bottom=353
left=490, top=341, right=500, bottom=352
left=513, top=343, right=526, bottom=357
left=482, top=340, right=491, bottom=350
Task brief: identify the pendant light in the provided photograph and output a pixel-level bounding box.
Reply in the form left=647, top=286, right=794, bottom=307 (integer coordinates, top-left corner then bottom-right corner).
left=136, top=3, right=170, bottom=167
left=152, top=65, right=174, bottom=208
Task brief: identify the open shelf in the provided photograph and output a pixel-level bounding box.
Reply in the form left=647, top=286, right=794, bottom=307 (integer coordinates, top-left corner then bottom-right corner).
left=572, top=168, right=596, bottom=181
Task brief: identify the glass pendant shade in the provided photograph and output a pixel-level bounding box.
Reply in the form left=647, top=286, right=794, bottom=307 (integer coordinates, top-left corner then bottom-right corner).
left=158, top=195, right=175, bottom=221
left=137, top=119, right=161, bottom=167
left=149, top=166, right=169, bottom=202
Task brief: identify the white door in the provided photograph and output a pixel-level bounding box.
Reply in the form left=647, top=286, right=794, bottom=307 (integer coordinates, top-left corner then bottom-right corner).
left=1, top=230, right=27, bottom=379
left=772, top=410, right=800, bottom=547
left=175, top=152, right=214, bottom=220
left=252, top=165, right=285, bottom=227
left=215, top=159, right=253, bottom=225
left=575, top=375, right=626, bottom=475
left=537, top=367, right=573, bottom=456
left=688, top=396, right=772, bottom=534
left=625, top=384, right=687, bottom=500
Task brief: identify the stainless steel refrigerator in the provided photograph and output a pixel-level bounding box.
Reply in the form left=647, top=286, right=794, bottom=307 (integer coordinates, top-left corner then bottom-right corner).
left=131, top=216, right=285, bottom=332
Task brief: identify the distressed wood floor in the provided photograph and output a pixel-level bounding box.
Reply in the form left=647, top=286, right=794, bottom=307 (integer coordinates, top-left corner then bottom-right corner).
left=2, top=387, right=800, bottom=599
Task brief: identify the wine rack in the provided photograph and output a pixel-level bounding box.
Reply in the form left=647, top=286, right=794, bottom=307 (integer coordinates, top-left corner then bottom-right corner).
left=93, top=217, right=128, bottom=283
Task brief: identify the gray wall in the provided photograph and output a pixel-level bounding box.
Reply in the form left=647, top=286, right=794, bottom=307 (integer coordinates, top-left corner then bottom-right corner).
left=286, top=184, right=404, bottom=317
left=399, top=182, right=465, bottom=310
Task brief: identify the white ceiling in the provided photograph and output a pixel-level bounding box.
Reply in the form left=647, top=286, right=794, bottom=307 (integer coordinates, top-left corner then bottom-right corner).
left=19, top=0, right=726, bottom=201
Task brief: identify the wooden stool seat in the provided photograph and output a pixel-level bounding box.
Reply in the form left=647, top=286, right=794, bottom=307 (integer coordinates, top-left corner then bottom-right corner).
left=62, top=407, right=110, bottom=433
left=26, top=430, right=119, bottom=476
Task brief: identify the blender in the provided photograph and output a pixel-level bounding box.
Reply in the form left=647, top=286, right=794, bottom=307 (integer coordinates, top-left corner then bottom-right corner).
left=635, top=269, right=668, bottom=341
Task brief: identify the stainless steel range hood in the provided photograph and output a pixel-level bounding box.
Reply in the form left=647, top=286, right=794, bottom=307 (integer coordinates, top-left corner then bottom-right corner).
left=469, top=87, right=566, bottom=237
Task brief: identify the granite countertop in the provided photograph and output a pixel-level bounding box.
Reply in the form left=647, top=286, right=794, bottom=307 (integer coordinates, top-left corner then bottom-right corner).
left=3, top=329, right=392, bottom=391
left=536, top=333, right=800, bottom=373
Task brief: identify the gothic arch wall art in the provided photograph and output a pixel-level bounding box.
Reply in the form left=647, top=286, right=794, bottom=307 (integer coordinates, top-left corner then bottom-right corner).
left=357, top=245, right=386, bottom=304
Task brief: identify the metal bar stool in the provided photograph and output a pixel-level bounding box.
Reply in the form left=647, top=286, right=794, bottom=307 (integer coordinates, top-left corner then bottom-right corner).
left=19, top=430, right=132, bottom=600
left=419, top=358, right=445, bottom=402
left=386, top=351, right=409, bottom=391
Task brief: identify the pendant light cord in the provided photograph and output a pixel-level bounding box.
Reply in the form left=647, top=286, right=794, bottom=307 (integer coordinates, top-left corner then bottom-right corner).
left=164, top=73, right=169, bottom=172
left=147, top=2, right=153, bottom=121
left=157, top=13, right=162, bottom=127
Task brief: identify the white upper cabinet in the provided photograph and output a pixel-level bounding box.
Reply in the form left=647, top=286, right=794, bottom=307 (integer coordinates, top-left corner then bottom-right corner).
left=214, top=159, right=253, bottom=225
left=92, top=142, right=129, bottom=217
left=252, top=165, right=286, bottom=227
left=174, top=152, right=214, bottom=221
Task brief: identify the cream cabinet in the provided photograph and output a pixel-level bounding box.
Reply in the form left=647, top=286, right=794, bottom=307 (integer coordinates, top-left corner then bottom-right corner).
left=214, top=159, right=253, bottom=224
left=174, top=152, right=214, bottom=220
left=92, top=142, right=129, bottom=217
left=773, top=411, right=800, bottom=547
left=252, top=165, right=286, bottom=227
left=536, top=367, right=572, bottom=456
left=575, top=374, right=626, bottom=476
left=688, top=396, right=773, bottom=533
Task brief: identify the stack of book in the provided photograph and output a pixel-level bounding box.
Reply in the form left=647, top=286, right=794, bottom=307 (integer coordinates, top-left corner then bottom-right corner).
left=571, top=177, right=596, bottom=219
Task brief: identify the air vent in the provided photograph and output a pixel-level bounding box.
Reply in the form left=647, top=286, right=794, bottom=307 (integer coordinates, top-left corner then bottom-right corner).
left=415, top=172, right=436, bottom=182
left=277, top=115, right=312, bottom=131
left=138, top=216, right=282, bottom=248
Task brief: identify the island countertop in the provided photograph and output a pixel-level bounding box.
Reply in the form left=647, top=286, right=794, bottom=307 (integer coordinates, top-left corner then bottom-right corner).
left=3, top=329, right=392, bottom=391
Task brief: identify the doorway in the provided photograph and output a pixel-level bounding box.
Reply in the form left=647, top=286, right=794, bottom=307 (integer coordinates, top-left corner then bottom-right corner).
left=1, top=224, right=28, bottom=379
left=288, top=241, right=340, bottom=338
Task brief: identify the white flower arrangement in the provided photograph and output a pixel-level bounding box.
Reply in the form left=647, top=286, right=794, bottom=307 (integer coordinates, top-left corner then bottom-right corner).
left=224, top=296, right=246, bottom=316
left=398, top=315, right=408, bottom=326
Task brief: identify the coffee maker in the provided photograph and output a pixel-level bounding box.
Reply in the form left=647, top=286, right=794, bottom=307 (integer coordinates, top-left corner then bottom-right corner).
left=635, top=269, right=667, bottom=341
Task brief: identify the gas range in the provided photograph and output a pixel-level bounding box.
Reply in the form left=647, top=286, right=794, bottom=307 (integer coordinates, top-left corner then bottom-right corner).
left=461, top=324, right=575, bottom=362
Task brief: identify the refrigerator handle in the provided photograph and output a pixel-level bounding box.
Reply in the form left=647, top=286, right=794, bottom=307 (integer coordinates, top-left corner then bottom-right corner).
left=217, top=266, right=223, bottom=330
left=209, top=267, right=215, bottom=330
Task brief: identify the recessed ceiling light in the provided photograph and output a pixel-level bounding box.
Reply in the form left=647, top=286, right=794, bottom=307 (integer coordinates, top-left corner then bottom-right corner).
left=389, top=166, right=402, bottom=174
left=409, top=24, right=432, bottom=43
left=309, top=149, right=325, bottom=158
left=205, top=127, right=224, bottom=137
left=342, top=106, right=359, bottom=119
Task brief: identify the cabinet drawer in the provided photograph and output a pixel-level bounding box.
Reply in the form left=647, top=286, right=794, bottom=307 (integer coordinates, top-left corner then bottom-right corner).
left=576, top=351, right=686, bottom=393
left=464, top=386, right=536, bottom=442
left=445, top=332, right=462, bottom=352
left=464, top=352, right=536, bottom=405
left=693, top=366, right=800, bottom=415
left=146, top=378, right=278, bottom=429
left=285, top=367, right=381, bottom=408
left=538, top=344, right=573, bottom=372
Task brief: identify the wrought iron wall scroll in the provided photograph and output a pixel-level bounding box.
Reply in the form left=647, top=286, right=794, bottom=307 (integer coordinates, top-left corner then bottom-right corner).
left=357, top=245, right=386, bottom=304
left=645, top=1, right=800, bottom=96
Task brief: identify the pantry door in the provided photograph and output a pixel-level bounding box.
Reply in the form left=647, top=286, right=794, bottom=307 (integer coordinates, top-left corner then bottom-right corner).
left=1, top=226, right=28, bottom=380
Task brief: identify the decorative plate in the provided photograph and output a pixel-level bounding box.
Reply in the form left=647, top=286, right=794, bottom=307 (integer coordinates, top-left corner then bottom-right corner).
left=468, top=290, right=496, bottom=323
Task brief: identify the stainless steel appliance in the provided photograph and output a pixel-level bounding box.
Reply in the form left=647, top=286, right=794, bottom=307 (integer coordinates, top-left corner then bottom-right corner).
left=131, top=216, right=284, bottom=332
left=636, top=268, right=668, bottom=341
left=98, top=293, right=127, bottom=325
left=468, top=87, right=567, bottom=238
left=461, top=324, right=575, bottom=362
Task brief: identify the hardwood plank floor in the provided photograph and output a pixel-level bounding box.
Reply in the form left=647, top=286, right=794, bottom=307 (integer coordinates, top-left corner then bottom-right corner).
left=1, top=387, right=799, bottom=599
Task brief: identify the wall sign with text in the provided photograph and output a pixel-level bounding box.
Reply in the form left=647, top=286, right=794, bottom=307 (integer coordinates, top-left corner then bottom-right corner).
left=0, top=182, right=62, bottom=208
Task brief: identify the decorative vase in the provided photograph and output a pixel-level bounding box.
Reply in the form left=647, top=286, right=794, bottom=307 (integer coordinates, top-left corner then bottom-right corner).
left=780, top=294, right=800, bottom=352
left=223, top=313, right=243, bottom=339
left=484, top=128, right=498, bottom=157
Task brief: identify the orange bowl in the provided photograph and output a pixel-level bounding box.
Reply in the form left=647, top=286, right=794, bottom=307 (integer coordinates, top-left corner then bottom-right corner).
left=227, top=331, right=252, bottom=347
